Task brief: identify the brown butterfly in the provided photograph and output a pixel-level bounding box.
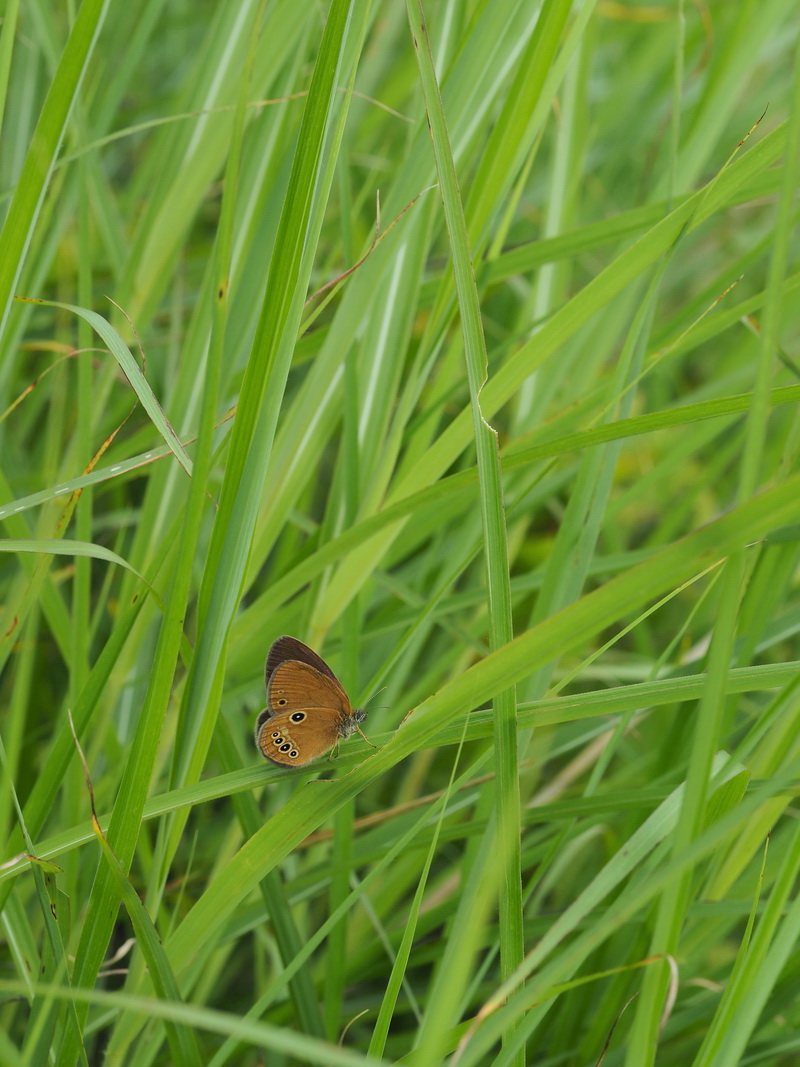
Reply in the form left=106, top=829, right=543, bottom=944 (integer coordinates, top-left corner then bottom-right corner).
left=255, top=636, right=371, bottom=766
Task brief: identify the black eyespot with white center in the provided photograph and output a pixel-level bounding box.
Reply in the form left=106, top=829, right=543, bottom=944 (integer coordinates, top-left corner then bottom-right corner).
left=271, top=731, right=280, bottom=738
left=290, top=712, right=306, bottom=722
left=280, top=743, right=291, bottom=752
left=290, top=750, right=298, bottom=758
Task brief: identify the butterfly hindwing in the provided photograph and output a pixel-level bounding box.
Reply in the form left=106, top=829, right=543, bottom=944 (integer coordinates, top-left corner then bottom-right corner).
left=257, top=706, right=342, bottom=766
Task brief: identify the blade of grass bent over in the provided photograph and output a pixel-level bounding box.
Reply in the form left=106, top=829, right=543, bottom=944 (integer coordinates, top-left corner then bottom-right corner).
left=15, top=299, right=192, bottom=476
left=0, top=981, right=388, bottom=1067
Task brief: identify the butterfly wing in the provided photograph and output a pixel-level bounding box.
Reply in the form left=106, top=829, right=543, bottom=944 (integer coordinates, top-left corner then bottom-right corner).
left=256, top=639, right=358, bottom=767
left=257, top=707, right=343, bottom=766
left=268, top=660, right=350, bottom=715
left=258, top=643, right=346, bottom=731
left=264, top=636, right=339, bottom=689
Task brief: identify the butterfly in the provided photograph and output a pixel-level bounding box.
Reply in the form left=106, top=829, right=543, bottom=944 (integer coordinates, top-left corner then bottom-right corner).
left=255, top=636, right=371, bottom=766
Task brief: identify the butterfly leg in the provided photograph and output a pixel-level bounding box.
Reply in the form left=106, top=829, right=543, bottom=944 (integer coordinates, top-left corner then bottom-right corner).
left=355, top=723, right=376, bottom=749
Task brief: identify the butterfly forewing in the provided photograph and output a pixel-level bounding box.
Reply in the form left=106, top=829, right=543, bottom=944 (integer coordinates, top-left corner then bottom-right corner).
left=265, top=636, right=338, bottom=688
left=268, top=660, right=351, bottom=715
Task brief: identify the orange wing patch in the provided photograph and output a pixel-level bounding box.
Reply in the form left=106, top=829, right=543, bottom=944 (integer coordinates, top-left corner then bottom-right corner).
left=268, top=660, right=350, bottom=715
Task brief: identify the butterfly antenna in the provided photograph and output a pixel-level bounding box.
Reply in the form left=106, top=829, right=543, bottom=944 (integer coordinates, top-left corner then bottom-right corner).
left=362, top=685, right=388, bottom=709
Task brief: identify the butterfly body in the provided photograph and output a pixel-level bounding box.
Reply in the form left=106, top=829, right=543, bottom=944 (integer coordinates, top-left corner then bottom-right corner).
left=255, top=637, right=369, bottom=766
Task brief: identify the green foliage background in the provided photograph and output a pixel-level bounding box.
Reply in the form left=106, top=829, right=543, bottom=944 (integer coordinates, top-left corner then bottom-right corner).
left=1, top=0, right=799, bottom=1064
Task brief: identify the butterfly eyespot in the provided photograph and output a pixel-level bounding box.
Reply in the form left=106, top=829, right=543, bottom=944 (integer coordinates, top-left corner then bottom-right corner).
left=277, top=698, right=287, bottom=706
left=290, top=712, right=305, bottom=722
left=280, top=743, right=291, bottom=752
left=290, top=750, right=298, bottom=758
left=271, top=731, right=280, bottom=738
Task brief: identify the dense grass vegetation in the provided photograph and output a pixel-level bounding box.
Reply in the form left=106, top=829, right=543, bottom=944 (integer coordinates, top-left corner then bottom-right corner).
left=1, top=0, right=800, bottom=1063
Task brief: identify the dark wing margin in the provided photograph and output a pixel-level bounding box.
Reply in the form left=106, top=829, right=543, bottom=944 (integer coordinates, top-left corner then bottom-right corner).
left=264, top=635, right=339, bottom=690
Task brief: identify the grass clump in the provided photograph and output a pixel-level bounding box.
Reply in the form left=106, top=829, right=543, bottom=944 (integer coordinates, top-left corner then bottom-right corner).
left=1, top=1, right=800, bottom=1064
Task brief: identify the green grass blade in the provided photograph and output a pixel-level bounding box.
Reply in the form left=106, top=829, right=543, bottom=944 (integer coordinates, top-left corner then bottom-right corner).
left=406, top=1, right=522, bottom=1056
left=0, top=0, right=110, bottom=346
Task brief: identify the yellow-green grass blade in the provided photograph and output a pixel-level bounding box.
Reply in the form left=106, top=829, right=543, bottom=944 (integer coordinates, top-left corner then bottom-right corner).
left=0, top=0, right=110, bottom=347
left=406, top=4, right=521, bottom=1059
